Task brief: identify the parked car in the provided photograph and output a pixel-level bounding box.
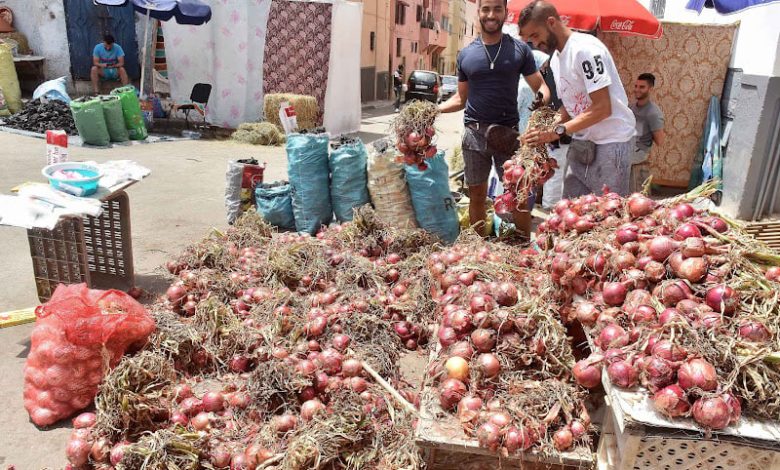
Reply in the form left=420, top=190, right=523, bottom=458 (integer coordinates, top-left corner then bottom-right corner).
left=441, top=75, right=458, bottom=101
left=405, top=70, right=442, bottom=104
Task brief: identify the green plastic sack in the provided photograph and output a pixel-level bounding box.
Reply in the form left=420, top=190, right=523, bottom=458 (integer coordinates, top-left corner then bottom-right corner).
left=70, top=97, right=111, bottom=146
left=110, top=85, right=147, bottom=140
left=99, top=95, right=129, bottom=142
left=0, top=43, right=22, bottom=113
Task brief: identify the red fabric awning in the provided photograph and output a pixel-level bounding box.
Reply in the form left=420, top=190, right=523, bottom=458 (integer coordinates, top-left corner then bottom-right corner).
left=506, top=0, right=663, bottom=39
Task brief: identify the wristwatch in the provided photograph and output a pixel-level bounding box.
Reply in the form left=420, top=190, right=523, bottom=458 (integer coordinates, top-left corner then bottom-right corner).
left=554, top=124, right=567, bottom=137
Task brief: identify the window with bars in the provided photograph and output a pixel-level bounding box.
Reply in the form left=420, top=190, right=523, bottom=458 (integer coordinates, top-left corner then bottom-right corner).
left=650, top=0, right=665, bottom=18
left=397, top=38, right=402, bottom=57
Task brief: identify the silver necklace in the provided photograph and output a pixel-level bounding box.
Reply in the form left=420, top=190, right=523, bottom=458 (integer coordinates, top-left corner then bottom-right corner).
left=481, top=34, right=504, bottom=70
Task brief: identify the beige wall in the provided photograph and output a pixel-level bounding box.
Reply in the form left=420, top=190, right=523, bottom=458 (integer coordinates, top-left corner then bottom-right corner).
left=361, top=0, right=391, bottom=74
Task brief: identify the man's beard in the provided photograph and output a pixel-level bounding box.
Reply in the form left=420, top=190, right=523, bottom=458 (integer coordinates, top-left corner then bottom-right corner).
left=635, top=92, right=650, bottom=101
left=541, top=27, right=559, bottom=53
left=480, top=17, right=502, bottom=34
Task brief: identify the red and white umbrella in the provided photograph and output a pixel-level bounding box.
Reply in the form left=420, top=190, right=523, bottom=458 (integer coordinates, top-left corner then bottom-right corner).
left=506, top=0, right=663, bottom=39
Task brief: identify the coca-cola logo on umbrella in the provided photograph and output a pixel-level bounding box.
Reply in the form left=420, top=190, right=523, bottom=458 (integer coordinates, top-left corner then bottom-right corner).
left=609, top=19, right=636, bottom=31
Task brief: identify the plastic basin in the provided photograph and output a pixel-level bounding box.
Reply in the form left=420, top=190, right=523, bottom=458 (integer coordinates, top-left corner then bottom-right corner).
left=42, top=162, right=102, bottom=196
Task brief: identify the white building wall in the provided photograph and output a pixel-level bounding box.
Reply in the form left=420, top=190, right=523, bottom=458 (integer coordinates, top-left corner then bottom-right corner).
left=639, top=0, right=780, bottom=77
left=0, top=0, right=147, bottom=92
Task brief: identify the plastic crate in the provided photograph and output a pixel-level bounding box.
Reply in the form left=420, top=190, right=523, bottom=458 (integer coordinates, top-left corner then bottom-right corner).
left=598, top=400, right=780, bottom=470
left=26, top=191, right=134, bottom=302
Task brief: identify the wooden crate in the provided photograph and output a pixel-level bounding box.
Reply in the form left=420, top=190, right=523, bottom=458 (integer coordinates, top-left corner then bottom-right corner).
left=415, top=332, right=596, bottom=470
left=745, top=220, right=780, bottom=250
left=416, top=394, right=597, bottom=470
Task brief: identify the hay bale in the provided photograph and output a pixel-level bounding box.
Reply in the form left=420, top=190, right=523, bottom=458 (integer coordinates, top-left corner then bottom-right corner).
left=230, top=122, right=286, bottom=146
left=263, top=93, right=318, bottom=131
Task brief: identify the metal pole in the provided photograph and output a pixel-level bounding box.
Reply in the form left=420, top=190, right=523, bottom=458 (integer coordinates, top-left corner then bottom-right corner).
left=139, top=8, right=150, bottom=97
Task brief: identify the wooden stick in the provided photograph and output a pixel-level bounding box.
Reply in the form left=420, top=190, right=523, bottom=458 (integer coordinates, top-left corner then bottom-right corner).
left=361, top=360, right=419, bottom=416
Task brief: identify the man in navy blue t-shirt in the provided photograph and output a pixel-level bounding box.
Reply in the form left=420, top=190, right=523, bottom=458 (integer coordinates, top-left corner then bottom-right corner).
left=439, top=0, right=548, bottom=237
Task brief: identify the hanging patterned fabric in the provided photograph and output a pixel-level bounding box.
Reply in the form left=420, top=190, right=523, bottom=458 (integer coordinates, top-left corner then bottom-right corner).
left=163, top=0, right=271, bottom=128
left=263, top=0, right=332, bottom=126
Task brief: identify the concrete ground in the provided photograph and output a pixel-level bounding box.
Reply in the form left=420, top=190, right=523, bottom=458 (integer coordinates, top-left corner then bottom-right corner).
left=0, top=104, right=465, bottom=468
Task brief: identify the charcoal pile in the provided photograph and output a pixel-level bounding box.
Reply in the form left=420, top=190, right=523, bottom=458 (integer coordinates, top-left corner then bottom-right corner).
left=1, top=99, right=77, bottom=135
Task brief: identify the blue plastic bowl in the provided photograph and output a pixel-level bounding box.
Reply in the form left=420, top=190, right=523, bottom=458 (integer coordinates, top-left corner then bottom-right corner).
left=42, top=163, right=102, bottom=196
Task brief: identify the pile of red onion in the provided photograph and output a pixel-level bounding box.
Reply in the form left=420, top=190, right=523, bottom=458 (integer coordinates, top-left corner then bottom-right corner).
left=542, top=189, right=775, bottom=431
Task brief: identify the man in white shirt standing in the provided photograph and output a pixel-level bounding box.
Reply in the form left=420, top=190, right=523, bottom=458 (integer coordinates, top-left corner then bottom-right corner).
left=518, top=0, right=636, bottom=197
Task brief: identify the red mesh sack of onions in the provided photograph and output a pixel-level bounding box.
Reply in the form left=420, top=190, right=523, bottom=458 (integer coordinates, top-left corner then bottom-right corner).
left=23, top=283, right=156, bottom=427
left=495, top=108, right=559, bottom=216
left=390, top=100, right=440, bottom=170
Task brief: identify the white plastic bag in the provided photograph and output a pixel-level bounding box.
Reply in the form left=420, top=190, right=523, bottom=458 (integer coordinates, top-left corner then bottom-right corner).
left=487, top=165, right=504, bottom=200
left=33, top=76, right=71, bottom=104
left=278, top=101, right=298, bottom=134
left=542, top=143, right=568, bottom=210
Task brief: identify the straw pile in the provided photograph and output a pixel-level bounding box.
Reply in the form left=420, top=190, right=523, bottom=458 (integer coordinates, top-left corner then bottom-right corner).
left=263, top=93, right=318, bottom=131
left=230, top=122, right=286, bottom=146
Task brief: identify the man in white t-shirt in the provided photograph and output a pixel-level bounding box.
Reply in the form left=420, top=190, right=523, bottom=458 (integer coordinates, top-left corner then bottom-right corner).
left=518, top=0, right=636, bottom=197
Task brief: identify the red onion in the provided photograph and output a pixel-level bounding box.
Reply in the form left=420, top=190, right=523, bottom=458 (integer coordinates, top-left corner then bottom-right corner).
left=705, top=285, right=739, bottom=315
left=652, top=384, right=690, bottom=417
left=602, top=282, right=628, bottom=306
left=678, top=358, right=718, bottom=391
left=575, top=301, right=600, bottom=326
left=477, top=353, right=501, bottom=379
left=704, top=216, right=728, bottom=233
left=604, top=348, right=628, bottom=365
left=471, top=328, right=497, bottom=353
left=476, top=422, right=501, bottom=451
left=641, top=356, right=675, bottom=392
left=652, top=340, right=688, bottom=362
left=553, top=427, right=574, bottom=450
left=66, top=438, right=91, bottom=467
left=448, top=341, right=475, bottom=360
left=191, top=411, right=211, bottom=430
left=504, top=426, right=529, bottom=453
left=586, top=252, right=607, bottom=275
left=274, top=413, right=298, bottom=434
left=457, top=395, right=483, bottom=423
left=170, top=410, right=188, bottom=426
left=628, top=194, right=656, bottom=217
left=692, top=396, right=731, bottom=430
left=680, top=237, right=706, bottom=258
left=348, top=377, right=369, bottom=393
left=202, top=391, right=225, bottom=412
left=341, top=358, right=363, bottom=377
left=658, top=308, right=687, bottom=326
left=624, top=289, right=653, bottom=314
left=72, top=412, right=96, bottom=429
left=674, top=257, right=707, bottom=283
left=300, top=399, right=326, bottom=421
left=91, top=438, right=111, bottom=463
left=318, top=348, right=343, bottom=375
left=654, top=280, right=692, bottom=306
left=210, top=446, right=232, bottom=468
left=573, top=355, right=603, bottom=389
left=438, top=327, right=458, bottom=347
left=723, top=393, right=742, bottom=425
left=439, top=378, right=467, bottom=410
left=230, top=452, right=253, bottom=470
left=180, top=397, right=204, bottom=416
left=570, top=420, right=586, bottom=439
left=644, top=261, right=667, bottom=283
left=616, top=227, right=639, bottom=245
left=611, top=251, right=637, bottom=271
left=227, top=391, right=250, bottom=409
left=493, top=282, right=518, bottom=307
left=110, top=441, right=130, bottom=466
left=489, top=411, right=512, bottom=430
left=696, top=311, right=724, bottom=330
left=675, top=223, right=702, bottom=240
left=738, top=321, right=771, bottom=342
left=458, top=271, right=477, bottom=286
left=607, top=360, right=639, bottom=388
left=648, top=236, right=678, bottom=262
left=449, top=309, right=473, bottom=334
left=630, top=304, right=657, bottom=324
left=766, top=266, right=780, bottom=282
left=597, top=324, right=629, bottom=350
